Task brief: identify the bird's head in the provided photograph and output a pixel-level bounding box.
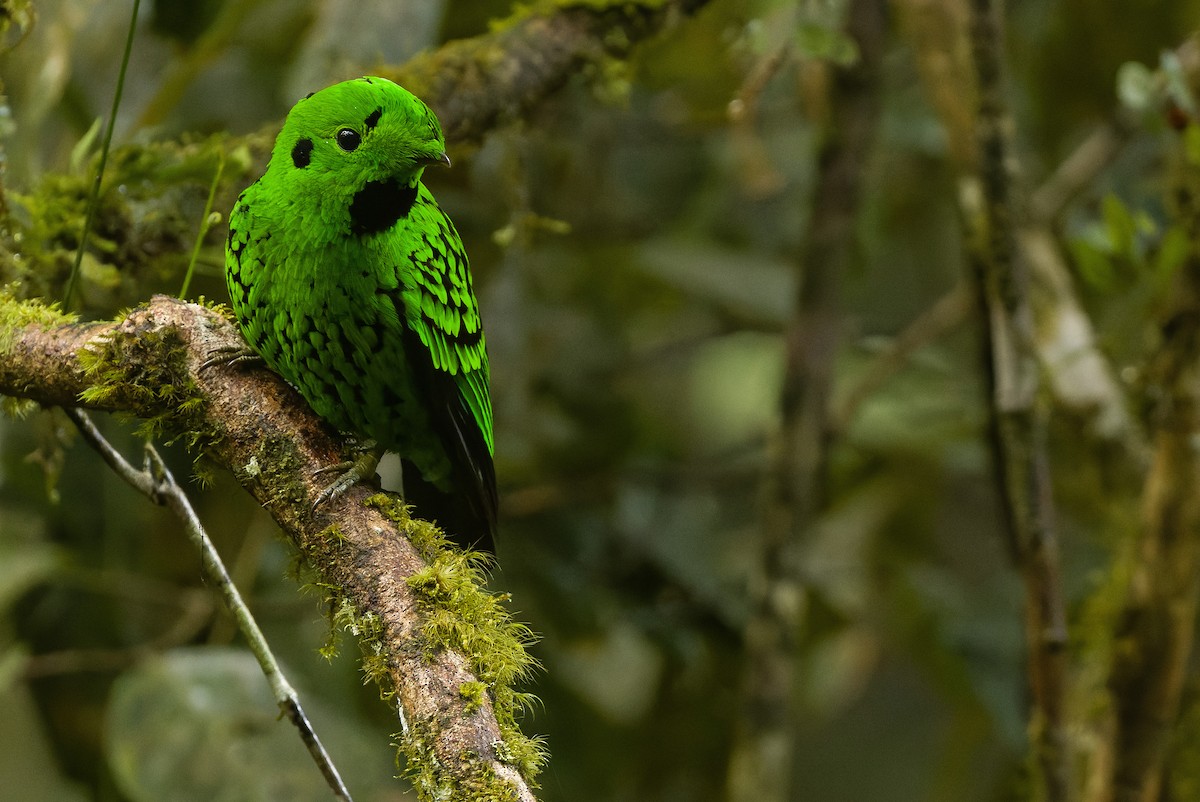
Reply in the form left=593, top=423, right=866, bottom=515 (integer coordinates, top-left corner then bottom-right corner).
left=264, top=76, right=450, bottom=234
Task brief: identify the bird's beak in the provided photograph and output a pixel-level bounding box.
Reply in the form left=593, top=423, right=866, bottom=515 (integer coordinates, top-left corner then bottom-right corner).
left=419, top=151, right=452, bottom=168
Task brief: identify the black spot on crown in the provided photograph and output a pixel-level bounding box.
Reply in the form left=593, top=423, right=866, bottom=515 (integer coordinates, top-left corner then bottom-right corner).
left=292, top=138, right=313, bottom=169
left=349, top=178, right=418, bottom=236
left=364, top=107, right=382, bottom=131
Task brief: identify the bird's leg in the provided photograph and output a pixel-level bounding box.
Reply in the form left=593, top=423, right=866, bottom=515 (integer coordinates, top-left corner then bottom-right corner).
left=311, top=440, right=382, bottom=511
left=200, top=343, right=264, bottom=372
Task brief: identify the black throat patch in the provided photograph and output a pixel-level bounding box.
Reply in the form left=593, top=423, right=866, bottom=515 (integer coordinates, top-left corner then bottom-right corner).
left=348, top=178, right=418, bottom=236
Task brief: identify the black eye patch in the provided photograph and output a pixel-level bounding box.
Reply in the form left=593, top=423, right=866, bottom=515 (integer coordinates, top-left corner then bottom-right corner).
left=292, top=138, right=313, bottom=168
left=336, top=128, right=362, bottom=152
left=364, top=108, right=382, bottom=131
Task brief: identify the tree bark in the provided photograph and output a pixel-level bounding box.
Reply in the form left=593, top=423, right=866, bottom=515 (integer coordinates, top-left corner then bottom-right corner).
left=0, top=294, right=539, bottom=802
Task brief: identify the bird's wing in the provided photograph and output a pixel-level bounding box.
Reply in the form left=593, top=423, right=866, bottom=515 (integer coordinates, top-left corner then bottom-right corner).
left=396, top=206, right=498, bottom=548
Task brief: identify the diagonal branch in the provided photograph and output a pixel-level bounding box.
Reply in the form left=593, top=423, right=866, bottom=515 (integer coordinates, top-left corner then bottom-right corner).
left=1, top=0, right=716, bottom=307
left=65, top=407, right=353, bottom=802
left=387, top=0, right=714, bottom=145
left=0, top=293, right=541, bottom=801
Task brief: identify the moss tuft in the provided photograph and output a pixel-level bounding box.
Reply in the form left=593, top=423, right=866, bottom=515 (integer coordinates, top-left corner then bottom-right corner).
left=75, top=310, right=201, bottom=426
left=362, top=491, right=546, bottom=786
left=0, top=287, right=76, bottom=353
left=459, top=680, right=487, bottom=714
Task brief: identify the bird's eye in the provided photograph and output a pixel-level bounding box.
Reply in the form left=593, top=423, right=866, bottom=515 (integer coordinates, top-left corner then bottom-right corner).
left=336, top=128, right=362, bottom=152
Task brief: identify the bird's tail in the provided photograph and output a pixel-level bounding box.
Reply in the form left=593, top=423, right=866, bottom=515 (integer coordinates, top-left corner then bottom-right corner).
left=401, top=459, right=496, bottom=553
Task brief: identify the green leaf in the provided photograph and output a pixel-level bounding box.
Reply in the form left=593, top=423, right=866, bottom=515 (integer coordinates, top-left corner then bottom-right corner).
left=795, top=21, right=859, bottom=66
left=1153, top=225, right=1190, bottom=289
left=1184, top=124, right=1200, bottom=166
left=68, top=118, right=102, bottom=175
left=1069, top=238, right=1117, bottom=290
left=1102, top=193, right=1137, bottom=261
left=0, top=542, right=60, bottom=619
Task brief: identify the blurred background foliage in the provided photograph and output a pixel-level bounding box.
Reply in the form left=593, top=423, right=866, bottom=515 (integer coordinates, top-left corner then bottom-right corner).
left=1, top=0, right=1200, bottom=800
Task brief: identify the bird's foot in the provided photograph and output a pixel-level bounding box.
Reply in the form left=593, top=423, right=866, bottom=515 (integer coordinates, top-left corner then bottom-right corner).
left=200, top=343, right=263, bottom=372
left=311, top=443, right=382, bottom=511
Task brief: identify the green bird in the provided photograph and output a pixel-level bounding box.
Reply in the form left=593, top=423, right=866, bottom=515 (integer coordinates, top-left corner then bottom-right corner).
left=224, top=76, right=496, bottom=551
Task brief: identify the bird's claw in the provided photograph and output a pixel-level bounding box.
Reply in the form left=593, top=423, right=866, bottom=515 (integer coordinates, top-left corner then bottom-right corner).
left=310, top=446, right=381, bottom=512
left=200, top=344, right=263, bottom=372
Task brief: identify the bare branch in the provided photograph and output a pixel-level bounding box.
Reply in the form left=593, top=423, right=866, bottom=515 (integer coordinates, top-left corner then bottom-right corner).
left=964, top=0, right=1069, bottom=798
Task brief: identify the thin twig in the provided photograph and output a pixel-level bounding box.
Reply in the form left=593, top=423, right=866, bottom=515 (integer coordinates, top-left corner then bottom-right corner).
left=1029, top=119, right=1132, bottom=224
left=65, top=408, right=354, bottom=802
left=831, top=280, right=973, bottom=434
left=64, top=0, right=141, bottom=310
left=179, top=150, right=224, bottom=299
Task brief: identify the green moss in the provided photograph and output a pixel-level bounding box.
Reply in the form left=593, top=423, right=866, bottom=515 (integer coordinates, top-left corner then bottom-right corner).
left=0, top=290, right=76, bottom=421
left=398, top=723, right=524, bottom=802
left=317, top=583, right=393, bottom=694
left=361, top=492, right=547, bottom=787
left=74, top=308, right=213, bottom=450
left=4, top=135, right=255, bottom=309
left=0, top=287, right=76, bottom=352
left=459, top=680, right=487, bottom=714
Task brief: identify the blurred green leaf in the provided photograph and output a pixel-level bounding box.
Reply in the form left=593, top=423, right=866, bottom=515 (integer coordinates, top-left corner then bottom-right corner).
left=1184, top=123, right=1200, bottom=166
left=637, top=238, right=793, bottom=325
left=555, top=621, right=664, bottom=724
left=0, top=542, right=60, bottom=619
left=1070, top=236, right=1118, bottom=290
left=1116, top=60, right=1157, bottom=114
left=106, top=648, right=333, bottom=802
left=1102, top=193, right=1137, bottom=261
left=1153, top=224, right=1190, bottom=286
left=0, top=682, right=87, bottom=802
left=687, top=332, right=784, bottom=453
left=795, top=21, right=859, bottom=66
left=1161, top=49, right=1197, bottom=116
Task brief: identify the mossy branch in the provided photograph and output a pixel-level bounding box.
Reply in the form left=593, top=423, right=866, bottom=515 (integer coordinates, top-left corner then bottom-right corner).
left=384, top=0, right=712, bottom=144
left=0, top=0, right=713, bottom=309
left=1104, top=132, right=1200, bottom=802
left=0, top=292, right=542, bottom=802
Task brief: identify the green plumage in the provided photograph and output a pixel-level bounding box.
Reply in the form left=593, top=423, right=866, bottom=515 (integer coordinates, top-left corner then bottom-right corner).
left=225, top=77, right=496, bottom=550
